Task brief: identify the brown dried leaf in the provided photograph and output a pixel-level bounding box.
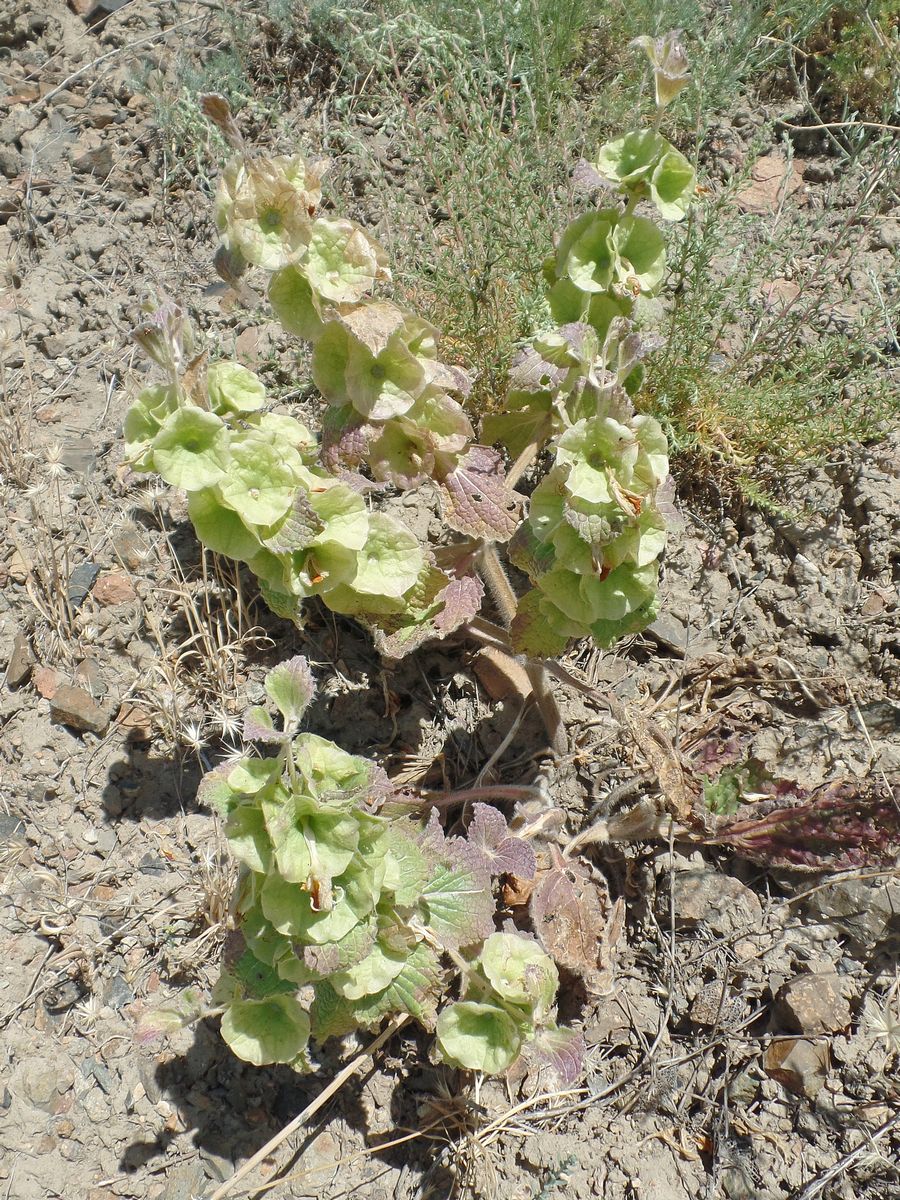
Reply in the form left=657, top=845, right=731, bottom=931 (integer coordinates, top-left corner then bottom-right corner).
left=530, top=847, right=614, bottom=989
left=199, top=93, right=245, bottom=151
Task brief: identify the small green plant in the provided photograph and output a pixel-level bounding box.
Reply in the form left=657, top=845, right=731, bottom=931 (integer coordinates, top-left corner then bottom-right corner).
left=140, top=656, right=576, bottom=1077
left=130, top=34, right=697, bottom=1077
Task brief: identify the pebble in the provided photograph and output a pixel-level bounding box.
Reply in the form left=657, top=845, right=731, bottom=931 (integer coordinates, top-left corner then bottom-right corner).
left=670, top=869, right=763, bottom=936
left=764, top=1037, right=829, bottom=1099
left=776, top=971, right=855, bottom=1035
left=4, top=630, right=34, bottom=687
left=93, top=570, right=136, bottom=605
left=50, top=684, right=110, bottom=734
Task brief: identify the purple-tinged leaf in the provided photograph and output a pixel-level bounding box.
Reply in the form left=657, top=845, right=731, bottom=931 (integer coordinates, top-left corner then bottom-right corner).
left=260, top=491, right=324, bottom=553
left=420, top=861, right=495, bottom=949
left=530, top=848, right=612, bottom=984
left=461, top=803, right=536, bottom=879
left=242, top=705, right=287, bottom=744
left=438, top=446, right=523, bottom=540
left=510, top=1025, right=586, bottom=1089
left=509, top=588, right=571, bottom=658
left=706, top=779, right=900, bottom=871
left=433, top=573, right=485, bottom=633
left=320, top=404, right=377, bottom=473
left=265, top=656, right=315, bottom=724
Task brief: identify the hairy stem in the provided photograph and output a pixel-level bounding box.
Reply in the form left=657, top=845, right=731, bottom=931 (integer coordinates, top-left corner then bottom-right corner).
left=478, top=543, right=568, bottom=757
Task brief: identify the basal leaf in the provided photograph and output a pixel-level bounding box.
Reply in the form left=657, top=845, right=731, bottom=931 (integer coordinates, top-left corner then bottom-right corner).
left=436, top=1000, right=522, bottom=1074
left=420, top=862, right=495, bottom=950
left=463, top=804, right=536, bottom=879
left=220, top=994, right=310, bottom=1066
left=265, top=655, right=316, bottom=724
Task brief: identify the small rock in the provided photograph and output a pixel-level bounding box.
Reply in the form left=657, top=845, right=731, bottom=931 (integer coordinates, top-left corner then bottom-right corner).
left=0, top=814, right=26, bottom=841
left=93, top=570, right=135, bottom=605
left=50, top=683, right=109, bottom=735
left=84, top=103, right=118, bottom=129
left=67, top=560, right=100, bottom=607
left=776, top=972, right=854, bottom=1035
left=117, top=702, right=152, bottom=743
left=20, top=1056, right=75, bottom=1112
left=103, top=973, right=134, bottom=1010
left=735, top=152, right=806, bottom=215
left=671, top=870, right=763, bottom=936
left=760, top=278, right=801, bottom=310
left=763, top=1037, right=828, bottom=1099
left=5, top=630, right=34, bottom=688
left=869, top=219, right=900, bottom=251
left=33, top=665, right=62, bottom=699
left=7, top=546, right=31, bottom=582
left=71, top=135, right=113, bottom=176
left=474, top=647, right=532, bottom=702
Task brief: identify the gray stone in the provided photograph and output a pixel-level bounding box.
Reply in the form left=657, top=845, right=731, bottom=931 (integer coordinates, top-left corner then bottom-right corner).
left=670, top=870, right=763, bottom=936
left=103, top=973, right=134, bottom=1010
left=805, top=878, right=900, bottom=952
left=4, top=630, right=33, bottom=688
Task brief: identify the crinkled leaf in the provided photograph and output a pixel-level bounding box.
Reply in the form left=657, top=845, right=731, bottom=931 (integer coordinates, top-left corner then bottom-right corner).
left=259, top=490, right=324, bottom=553
left=436, top=1000, right=523, bottom=1074
left=463, top=804, right=536, bottom=878
left=220, top=994, right=310, bottom=1066
left=351, top=512, right=424, bottom=598
left=330, top=941, right=408, bottom=1000
left=439, top=446, right=523, bottom=540
left=218, top=435, right=302, bottom=525
left=265, top=656, right=315, bottom=724
left=480, top=931, right=558, bottom=1017
left=420, top=862, right=495, bottom=950
left=509, top=589, right=572, bottom=658
left=304, top=216, right=389, bottom=303
left=350, top=942, right=443, bottom=1028
left=530, top=849, right=610, bottom=983
left=706, top=779, right=900, bottom=871
left=231, top=948, right=296, bottom=1000
left=514, top=1026, right=586, bottom=1089
left=433, top=574, right=485, bottom=633
left=224, top=804, right=272, bottom=874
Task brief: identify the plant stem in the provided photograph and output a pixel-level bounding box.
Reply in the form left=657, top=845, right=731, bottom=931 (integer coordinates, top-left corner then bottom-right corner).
left=478, top=543, right=568, bottom=756
left=424, top=784, right=548, bottom=810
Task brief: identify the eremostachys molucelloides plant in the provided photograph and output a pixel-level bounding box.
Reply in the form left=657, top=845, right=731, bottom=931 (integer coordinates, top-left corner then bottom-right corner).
left=133, top=32, right=697, bottom=1076
left=122, top=32, right=695, bottom=746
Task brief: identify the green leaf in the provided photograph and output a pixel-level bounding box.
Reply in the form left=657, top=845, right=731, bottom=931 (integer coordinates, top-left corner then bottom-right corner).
left=330, top=941, right=408, bottom=1000
left=231, top=948, right=296, bottom=999
left=555, top=210, right=618, bottom=293
left=187, top=488, right=260, bottom=561
left=265, top=656, right=315, bottom=724
left=218, top=433, right=302, bottom=526
left=509, top=589, right=573, bottom=658
left=611, top=215, right=666, bottom=295
left=220, top=995, right=310, bottom=1066
left=479, top=932, right=558, bottom=1019
left=350, top=513, right=424, bottom=599
left=595, top=129, right=665, bottom=190
left=269, top=265, right=327, bottom=341
left=381, top=823, right=431, bottom=905
left=349, top=942, right=443, bottom=1028
left=224, top=804, right=272, bottom=874
left=304, top=216, right=389, bottom=303
left=124, top=384, right=180, bottom=469
left=308, top=483, right=368, bottom=552
left=420, top=863, right=495, bottom=949
left=650, top=147, right=696, bottom=220
left=151, top=407, right=230, bottom=490
left=207, top=361, right=266, bottom=414
left=436, top=1001, right=523, bottom=1074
